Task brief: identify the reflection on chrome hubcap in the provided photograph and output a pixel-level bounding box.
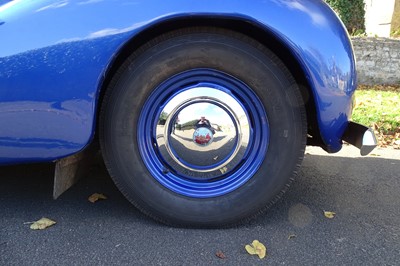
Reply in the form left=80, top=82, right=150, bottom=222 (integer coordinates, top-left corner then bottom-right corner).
left=158, top=89, right=249, bottom=177
left=193, top=127, right=214, bottom=146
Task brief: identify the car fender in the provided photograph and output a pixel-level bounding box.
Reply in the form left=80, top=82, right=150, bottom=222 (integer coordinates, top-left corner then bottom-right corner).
left=0, top=0, right=355, bottom=164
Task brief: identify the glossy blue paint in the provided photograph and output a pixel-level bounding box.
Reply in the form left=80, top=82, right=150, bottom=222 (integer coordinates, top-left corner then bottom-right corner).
left=138, top=69, right=269, bottom=197
left=0, top=0, right=356, bottom=164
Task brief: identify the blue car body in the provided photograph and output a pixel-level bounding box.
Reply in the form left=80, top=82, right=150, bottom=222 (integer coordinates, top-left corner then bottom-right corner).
left=1, top=0, right=356, bottom=164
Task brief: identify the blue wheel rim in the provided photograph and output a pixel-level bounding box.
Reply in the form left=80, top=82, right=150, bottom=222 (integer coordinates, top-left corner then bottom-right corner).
left=138, top=69, right=269, bottom=198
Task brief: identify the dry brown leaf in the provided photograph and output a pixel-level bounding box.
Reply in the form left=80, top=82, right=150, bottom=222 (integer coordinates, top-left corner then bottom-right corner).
left=215, top=251, right=226, bottom=259
left=324, top=211, right=336, bottom=219
left=30, top=217, right=56, bottom=230
left=88, top=193, right=107, bottom=203
left=245, top=240, right=267, bottom=259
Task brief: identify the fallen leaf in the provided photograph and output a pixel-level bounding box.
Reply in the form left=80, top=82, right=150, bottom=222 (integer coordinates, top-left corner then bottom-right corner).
left=324, top=211, right=336, bottom=219
left=30, top=217, right=56, bottom=230
left=288, top=234, right=297, bottom=240
left=88, top=193, right=107, bottom=203
left=245, top=240, right=267, bottom=259
left=215, top=251, right=226, bottom=259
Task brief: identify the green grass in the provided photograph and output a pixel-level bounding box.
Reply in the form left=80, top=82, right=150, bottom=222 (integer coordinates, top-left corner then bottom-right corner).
left=353, top=86, right=400, bottom=134
left=352, top=85, right=400, bottom=147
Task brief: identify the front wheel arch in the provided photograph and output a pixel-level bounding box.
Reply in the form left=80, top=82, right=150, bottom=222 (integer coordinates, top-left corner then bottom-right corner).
left=96, top=18, right=317, bottom=143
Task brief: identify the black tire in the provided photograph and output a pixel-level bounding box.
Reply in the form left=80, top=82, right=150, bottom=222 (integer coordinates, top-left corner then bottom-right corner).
left=100, top=28, right=306, bottom=227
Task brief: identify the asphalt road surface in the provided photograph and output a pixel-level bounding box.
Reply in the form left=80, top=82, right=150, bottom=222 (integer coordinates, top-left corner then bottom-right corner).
left=1, top=146, right=399, bottom=265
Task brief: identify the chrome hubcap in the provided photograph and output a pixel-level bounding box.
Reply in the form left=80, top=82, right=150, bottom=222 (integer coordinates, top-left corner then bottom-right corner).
left=157, top=89, right=250, bottom=178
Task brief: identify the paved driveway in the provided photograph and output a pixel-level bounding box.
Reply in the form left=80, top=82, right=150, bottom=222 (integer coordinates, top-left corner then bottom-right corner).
left=1, top=146, right=399, bottom=265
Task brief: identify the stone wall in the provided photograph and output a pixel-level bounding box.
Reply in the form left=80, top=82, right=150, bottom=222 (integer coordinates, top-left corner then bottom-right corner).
left=352, top=37, right=400, bottom=85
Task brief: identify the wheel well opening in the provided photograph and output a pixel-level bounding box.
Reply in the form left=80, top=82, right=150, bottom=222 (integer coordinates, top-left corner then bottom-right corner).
left=97, top=17, right=321, bottom=145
